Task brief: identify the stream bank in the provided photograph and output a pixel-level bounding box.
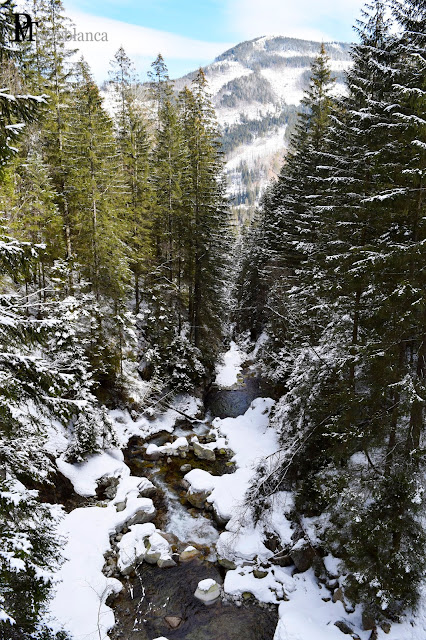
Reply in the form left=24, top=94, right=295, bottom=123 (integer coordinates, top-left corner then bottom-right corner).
left=107, top=364, right=279, bottom=639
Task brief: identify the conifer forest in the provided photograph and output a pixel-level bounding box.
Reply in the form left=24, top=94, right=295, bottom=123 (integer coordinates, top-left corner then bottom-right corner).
left=0, top=0, right=425, bottom=639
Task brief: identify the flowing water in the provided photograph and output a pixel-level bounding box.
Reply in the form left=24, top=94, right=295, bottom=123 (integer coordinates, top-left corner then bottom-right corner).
left=109, top=376, right=278, bottom=640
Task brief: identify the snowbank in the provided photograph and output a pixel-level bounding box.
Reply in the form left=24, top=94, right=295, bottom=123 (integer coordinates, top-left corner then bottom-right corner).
left=215, top=341, right=243, bottom=387
left=49, top=458, right=156, bottom=640
left=185, top=397, right=277, bottom=522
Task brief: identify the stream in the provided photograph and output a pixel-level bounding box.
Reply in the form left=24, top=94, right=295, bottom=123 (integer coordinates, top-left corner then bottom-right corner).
left=107, top=373, right=278, bottom=640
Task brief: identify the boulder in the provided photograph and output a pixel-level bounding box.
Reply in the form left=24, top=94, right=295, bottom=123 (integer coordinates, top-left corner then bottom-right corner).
left=264, top=534, right=281, bottom=553
left=332, top=587, right=344, bottom=604
left=117, top=523, right=156, bottom=575
left=179, top=546, right=200, bottom=562
left=158, top=531, right=178, bottom=546
left=193, top=441, right=216, bottom=461
left=126, top=501, right=156, bottom=526
left=271, top=551, right=292, bottom=567
left=164, top=616, right=182, bottom=629
left=334, top=620, right=354, bottom=635
left=362, top=611, right=376, bottom=631
left=290, top=540, right=316, bottom=572
left=194, top=579, right=221, bottom=604
left=212, top=505, right=230, bottom=526
left=180, top=464, right=192, bottom=473
left=96, top=475, right=119, bottom=500
left=137, top=477, right=156, bottom=498
left=186, top=488, right=211, bottom=509
left=145, top=531, right=172, bottom=565
left=253, top=569, right=269, bottom=579
left=144, top=444, right=162, bottom=461
left=115, top=500, right=126, bottom=512
left=145, top=549, right=161, bottom=564
left=218, top=557, right=236, bottom=570
left=157, top=555, right=177, bottom=568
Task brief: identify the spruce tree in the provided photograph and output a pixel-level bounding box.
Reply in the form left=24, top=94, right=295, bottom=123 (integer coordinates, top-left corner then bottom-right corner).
left=246, top=0, right=426, bottom=621
left=23, top=0, right=75, bottom=261
left=109, top=47, right=152, bottom=314
left=64, top=59, right=128, bottom=300
left=179, top=70, right=231, bottom=373
left=62, top=59, right=131, bottom=386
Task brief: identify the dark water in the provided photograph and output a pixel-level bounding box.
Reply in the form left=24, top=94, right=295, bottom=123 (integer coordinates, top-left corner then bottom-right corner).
left=110, top=559, right=277, bottom=640
left=205, top=375, right=261, bottom=418
left=110, top=374, right=278, bottom=640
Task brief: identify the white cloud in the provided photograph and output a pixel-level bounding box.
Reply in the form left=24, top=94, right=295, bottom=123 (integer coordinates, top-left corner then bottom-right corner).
left=63, top=7, right=233, bottom=80
left=225, top=0, right=365, bottom=42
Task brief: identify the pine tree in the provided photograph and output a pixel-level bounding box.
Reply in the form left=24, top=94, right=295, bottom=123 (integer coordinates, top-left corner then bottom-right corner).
left=246, top=0, right=426, bottom=621
left=143, top=55, right=192, bottom=380
left=24, top=0, right=76, bottom=261
left=64, top=58, right=128, bottom=300
left=179, top=70, right=231, bottom=372
left=63, top=59, right=131, bottom=385
left=0, top=0, right=44, bottom=176
left=109, top=47, right=152, bottom=313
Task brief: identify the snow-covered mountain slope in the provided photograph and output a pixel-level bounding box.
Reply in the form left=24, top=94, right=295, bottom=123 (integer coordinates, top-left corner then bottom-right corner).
left=175, top=35, right=352, bottom=219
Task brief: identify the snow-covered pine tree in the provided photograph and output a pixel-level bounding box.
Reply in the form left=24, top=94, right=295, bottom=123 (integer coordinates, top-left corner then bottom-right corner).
left=247, top=0, right=425, bottom=621
left=0, top=66, right=69, bottom=631
left=237, top=45, right=336, bottom=378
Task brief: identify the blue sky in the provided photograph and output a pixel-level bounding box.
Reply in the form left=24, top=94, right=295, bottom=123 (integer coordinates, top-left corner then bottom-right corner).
left=63, top=0, right=365, bottom=81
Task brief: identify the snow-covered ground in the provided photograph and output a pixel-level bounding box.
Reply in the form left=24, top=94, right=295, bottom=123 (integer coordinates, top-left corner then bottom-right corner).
left=214, top=340, right=244, bottom=387
left=185, top=396, right=277, bottom=523
left=205, top=59, right=253, bottom=95
left=49, top=462, right=154, bottom=640
left=46, top=344, right=426, bottom=640
left=47, top=395, right=202, bottom=640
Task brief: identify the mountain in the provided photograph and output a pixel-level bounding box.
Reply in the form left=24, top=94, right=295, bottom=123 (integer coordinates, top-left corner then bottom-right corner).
left=175, top=36, right=352, bottom=220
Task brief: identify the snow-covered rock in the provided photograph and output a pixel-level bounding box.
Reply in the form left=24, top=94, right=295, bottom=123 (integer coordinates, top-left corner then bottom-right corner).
left=117, top=523, right=155, bottom=575
left=179, top=546, right=200, bottom=562
left=194, top=579, right=221, bottom=604
left=125, top=498, right=156, bottom=526
left=193, top=441, right=216, bottom=461
left=144, top=531, right=173, bottom=565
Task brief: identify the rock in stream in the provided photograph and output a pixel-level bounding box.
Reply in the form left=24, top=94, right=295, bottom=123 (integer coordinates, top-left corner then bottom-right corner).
left=109, top=380, right=278, bottom=639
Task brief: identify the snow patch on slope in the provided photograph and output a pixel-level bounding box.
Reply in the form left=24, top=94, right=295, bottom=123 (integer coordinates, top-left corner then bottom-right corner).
left=206, top=60, right=253, bottom=94
left=226, top=124, right=287, bottom=172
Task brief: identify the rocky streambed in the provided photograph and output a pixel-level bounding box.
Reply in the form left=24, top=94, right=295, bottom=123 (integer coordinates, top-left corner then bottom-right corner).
left=104, top=381, right=279, bottom=640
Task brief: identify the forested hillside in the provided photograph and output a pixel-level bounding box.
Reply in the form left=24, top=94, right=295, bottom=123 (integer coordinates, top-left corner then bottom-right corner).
left=0, top=0, right=231, bottom=636
left=174, top=35, right=352, bottom=218
left=0, top=0, right=425, bottom=639
left=236, top=0, right=426, bottom=627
